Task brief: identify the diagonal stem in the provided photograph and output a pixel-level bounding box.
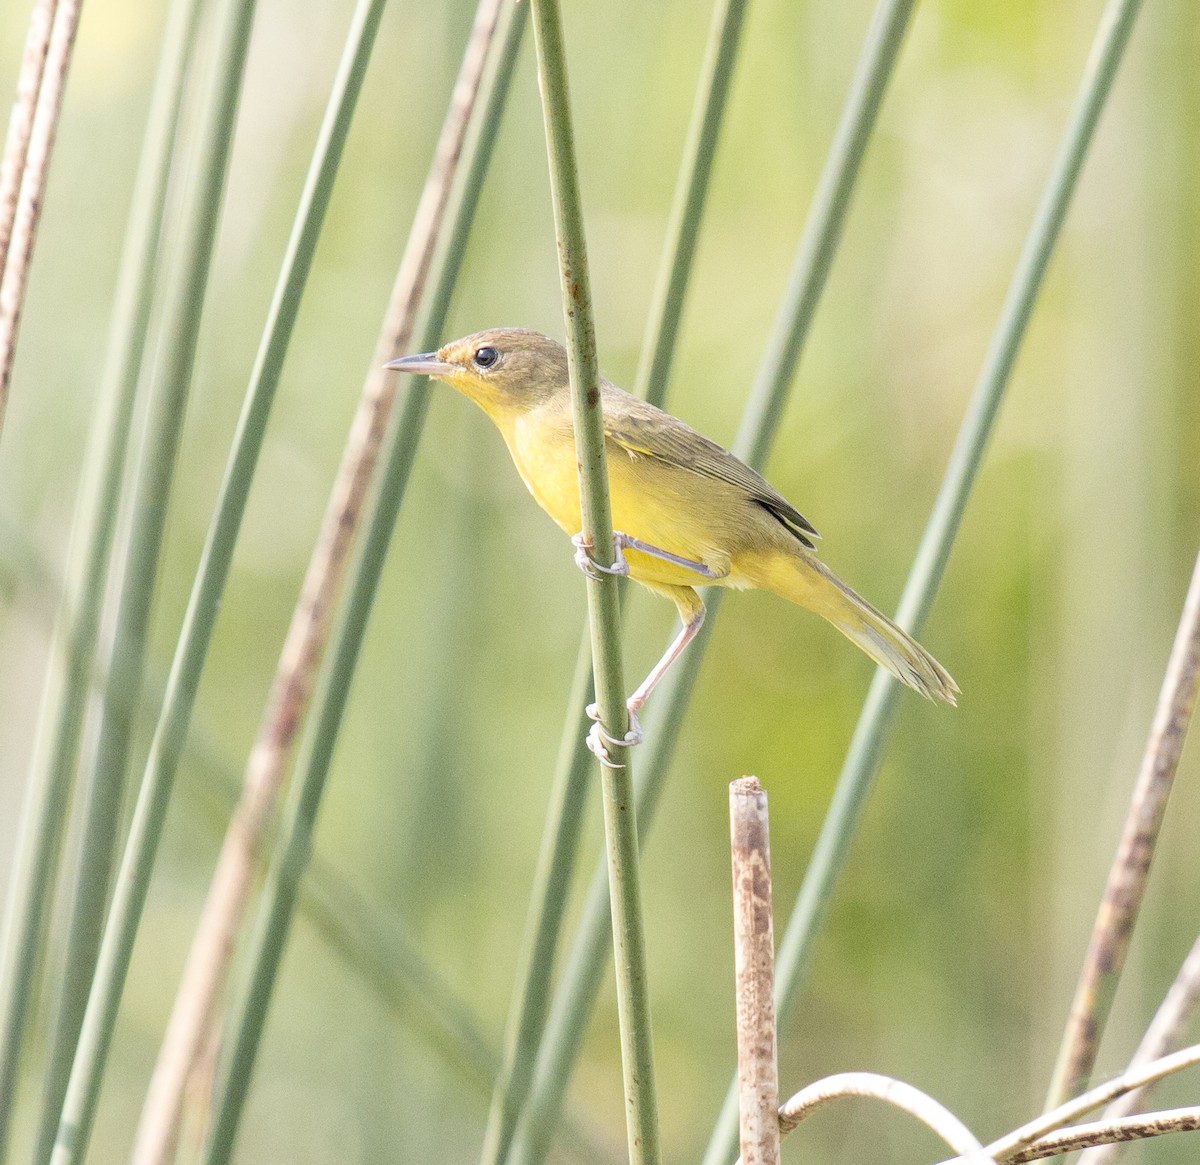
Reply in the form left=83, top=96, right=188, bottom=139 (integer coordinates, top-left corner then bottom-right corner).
left=126, top=1, right=506, bottom=1160
left=197, top=4, right=528, bottom=1161
left=1046, top=545, right=1200, bottom=1107
left=0, top=0, right=81, bottom=430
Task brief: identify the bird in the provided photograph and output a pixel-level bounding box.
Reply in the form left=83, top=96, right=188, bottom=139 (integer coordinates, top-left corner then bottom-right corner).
left=386, top=328, right=956, bottom=763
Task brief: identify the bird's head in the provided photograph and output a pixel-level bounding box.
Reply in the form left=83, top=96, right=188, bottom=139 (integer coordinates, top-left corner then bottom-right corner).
left=385, top=328, right=570, bottom=418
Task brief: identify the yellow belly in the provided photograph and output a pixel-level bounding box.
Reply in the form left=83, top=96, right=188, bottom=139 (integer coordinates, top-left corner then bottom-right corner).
left=506, top=408, right=736, bottom=589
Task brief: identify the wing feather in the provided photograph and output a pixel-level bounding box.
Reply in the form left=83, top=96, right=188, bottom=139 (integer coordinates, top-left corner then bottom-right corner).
left=600, top=383, right=819, bottom=549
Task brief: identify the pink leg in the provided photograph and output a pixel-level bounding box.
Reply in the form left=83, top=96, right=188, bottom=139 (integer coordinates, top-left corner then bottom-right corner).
left=628, top=602, right=706, bottom=714
left=585, top=597, right=707, bottom=766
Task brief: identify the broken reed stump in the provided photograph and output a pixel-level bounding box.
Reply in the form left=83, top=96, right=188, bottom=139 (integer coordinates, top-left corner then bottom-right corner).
left=730, top=776, right=780, bottom=1165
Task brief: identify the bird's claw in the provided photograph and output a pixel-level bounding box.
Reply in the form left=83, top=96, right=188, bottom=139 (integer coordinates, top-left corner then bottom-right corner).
left=571, top=532, right=629, bottom=580
left=584, top=702, right=643, bottom=767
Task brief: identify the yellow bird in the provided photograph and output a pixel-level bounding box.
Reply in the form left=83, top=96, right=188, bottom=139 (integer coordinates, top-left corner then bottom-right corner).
left=387, top=328, right=956, bottom=759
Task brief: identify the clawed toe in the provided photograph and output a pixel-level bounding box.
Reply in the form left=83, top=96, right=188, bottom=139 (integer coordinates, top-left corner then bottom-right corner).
left=583, top=704, right=643, bottom=764
left=572, top=533, right=629, bottom=580
left=586, top=721, right=625, bottom=768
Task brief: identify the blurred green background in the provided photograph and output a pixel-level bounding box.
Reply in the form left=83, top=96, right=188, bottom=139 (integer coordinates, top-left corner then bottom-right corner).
left=1, top=0, right=1198, bottom=1161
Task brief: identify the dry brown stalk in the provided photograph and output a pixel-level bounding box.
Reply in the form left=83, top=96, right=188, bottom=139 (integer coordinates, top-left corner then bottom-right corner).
left=1049, top=547, right=1200, bottom=1105
left=127, top=1, right=505, bottom=1161
left=1006, top=1106, right=1200, bottom=1163
left=1078, top=930, right=1200, bottom=1164
left=0, top=0, right=82, bottom=428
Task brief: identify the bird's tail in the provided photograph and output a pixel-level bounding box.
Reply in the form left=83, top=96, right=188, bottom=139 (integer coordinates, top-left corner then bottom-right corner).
left=744, top=549, right=959, bottom=704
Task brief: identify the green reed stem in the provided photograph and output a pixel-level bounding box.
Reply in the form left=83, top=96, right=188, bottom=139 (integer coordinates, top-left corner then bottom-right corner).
left=194, top=6, right=526, bottom=1163
left=508, top=4, right=919, bottom=1163
left=529, top=1, right=661, bottom=1163
left=0, top=0, right=203, bottom=1158
left=482, top=3, right=747, bottom=1162
left=709, top=0, right=1146, bottom=1158
left=33, top=0, right=257, bottom=1159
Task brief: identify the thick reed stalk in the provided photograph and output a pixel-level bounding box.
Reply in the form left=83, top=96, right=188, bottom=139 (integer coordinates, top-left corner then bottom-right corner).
left=0, top=0, right=55, bottom=274
left=482, top=3, right=747, bottom=1160
left=509, top=1, right=920, bottom=1160
left=729, top=778, right=778, bottom=1165
left=529, top=2, right=660, bottom=1164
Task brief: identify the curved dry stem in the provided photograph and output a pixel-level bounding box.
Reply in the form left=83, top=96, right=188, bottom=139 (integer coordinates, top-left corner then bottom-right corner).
left=1049, top=547, right=1200, bottom=1104
left=127, top=2, right=505, bottom=1161
left=0, top=0, right=81, bottom=427
left=968, top=1043, right=1200, bottom=1163
left=1005, top=1107, right=1200, bottom=1164
left=773, top=1072, right=991, bottom=1163
left=1078, top=931, right=1200, bottom=1164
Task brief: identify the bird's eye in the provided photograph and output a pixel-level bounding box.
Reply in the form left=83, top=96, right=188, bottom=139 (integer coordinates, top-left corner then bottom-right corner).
left=473, top=346, right=499, bottom=369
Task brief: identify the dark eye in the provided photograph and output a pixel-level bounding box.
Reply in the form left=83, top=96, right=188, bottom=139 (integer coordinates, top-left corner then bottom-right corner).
left=473, top=345, right=498, bottom=369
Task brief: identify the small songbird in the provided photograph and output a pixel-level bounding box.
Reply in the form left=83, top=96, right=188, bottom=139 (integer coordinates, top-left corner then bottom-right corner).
left=387, top=328, right=956, bottom=762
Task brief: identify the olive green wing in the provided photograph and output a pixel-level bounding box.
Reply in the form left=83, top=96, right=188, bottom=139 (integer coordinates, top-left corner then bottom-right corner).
left=600, top=384, right=819, bottom=548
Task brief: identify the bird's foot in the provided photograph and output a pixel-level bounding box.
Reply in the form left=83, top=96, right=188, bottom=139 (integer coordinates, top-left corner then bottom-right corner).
left=572, top=532, right=630, bottom=580
left=584, top=702, right=643, bottom=768
left=573, top=530, right=723, bottom=582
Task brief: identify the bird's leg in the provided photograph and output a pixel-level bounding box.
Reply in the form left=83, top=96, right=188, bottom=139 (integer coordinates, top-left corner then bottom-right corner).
left=572, top=530, right=724, bottom=581
left=585, top=592, right=707, bottom=767
left=627, top=597, right=706, bottom=716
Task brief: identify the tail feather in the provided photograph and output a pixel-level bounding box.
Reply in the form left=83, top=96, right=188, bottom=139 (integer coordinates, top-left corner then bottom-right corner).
left=746, top=550, right=959, bottom=704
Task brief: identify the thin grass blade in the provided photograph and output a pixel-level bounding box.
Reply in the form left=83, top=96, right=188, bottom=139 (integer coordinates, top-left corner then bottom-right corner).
left=1047, top=544, right=1200, bottom=1108
left=126, top=1, right=509, bottom=1159
left=40, top=0, right=396, bottom=1159
left=706, top=0, right=1146, bottom=1159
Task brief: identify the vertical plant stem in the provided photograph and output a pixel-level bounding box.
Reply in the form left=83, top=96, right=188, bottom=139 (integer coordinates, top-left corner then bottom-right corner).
left=704, top=0, right=1145, bottom=1159
left=529, top=2, right=662, bottom=1164
left=197, top=4, right=527, bottom=1162
left=485, top=3, right=745, bottom=1160
left=0, top=0, right=80, bottom=429
left=127, top=1, right=506, bottom=1161
left=41, top=0, right=392, bottom=1160
left=730, top=777, right=779, bottom=1165
left=510, top=1, right=917, bottom=1160
left=0, top=0, right=202, bottom=1153
left=0, top=0, right=56, bottom=275
left=1047, top=547, right=1200, bottom=1108
left=34, top=0, right=258, bottom=1156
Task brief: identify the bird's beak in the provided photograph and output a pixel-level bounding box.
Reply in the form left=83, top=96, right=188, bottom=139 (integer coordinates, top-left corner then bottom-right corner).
left=384, top=352, right=458, bottom=378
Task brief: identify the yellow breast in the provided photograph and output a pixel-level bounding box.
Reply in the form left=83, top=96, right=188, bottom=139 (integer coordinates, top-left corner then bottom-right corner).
left=504, top=406, right=734, bottom=589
